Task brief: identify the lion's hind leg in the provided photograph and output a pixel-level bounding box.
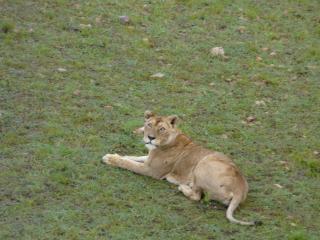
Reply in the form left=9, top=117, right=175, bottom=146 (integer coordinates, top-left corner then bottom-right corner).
left=178, top=184, right=202, bottom=201
left=165, top=173, right=182, bottom=185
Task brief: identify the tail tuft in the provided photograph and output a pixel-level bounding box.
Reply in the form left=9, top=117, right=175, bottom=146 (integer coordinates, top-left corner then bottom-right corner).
left=254, top=220, right=263, bottom=226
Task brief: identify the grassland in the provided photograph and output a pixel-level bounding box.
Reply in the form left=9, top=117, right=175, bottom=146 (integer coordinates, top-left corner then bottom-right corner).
left=1, top=0, right=320, bottom=239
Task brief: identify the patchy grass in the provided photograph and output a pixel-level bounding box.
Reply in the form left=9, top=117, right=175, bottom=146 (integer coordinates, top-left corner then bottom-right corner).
left=1, top=0, right=319, bottom=239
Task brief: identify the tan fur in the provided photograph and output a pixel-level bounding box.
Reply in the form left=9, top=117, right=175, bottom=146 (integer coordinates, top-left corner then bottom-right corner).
left=103, top=111, right=258, bottom=225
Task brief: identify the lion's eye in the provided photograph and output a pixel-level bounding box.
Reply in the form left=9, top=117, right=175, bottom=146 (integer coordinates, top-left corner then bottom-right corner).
left=147, top=123, right=152, bottom=128
left=159, top=127, right=166, bottom=132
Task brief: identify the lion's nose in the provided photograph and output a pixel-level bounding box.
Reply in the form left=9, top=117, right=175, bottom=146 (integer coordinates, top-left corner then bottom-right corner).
left=148, top=136, right=155, bottom=141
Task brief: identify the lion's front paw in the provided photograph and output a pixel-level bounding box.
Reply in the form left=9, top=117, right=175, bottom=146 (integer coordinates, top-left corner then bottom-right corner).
left=102, top=153, right=121, bottom=165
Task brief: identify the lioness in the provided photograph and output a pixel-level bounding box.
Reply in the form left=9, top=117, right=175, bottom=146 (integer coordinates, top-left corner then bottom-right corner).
left=103, top=111, right=259, bottom=225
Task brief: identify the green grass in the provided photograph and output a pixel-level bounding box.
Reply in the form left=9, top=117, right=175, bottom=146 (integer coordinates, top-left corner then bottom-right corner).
left=1, top=0, right=320, bottom=239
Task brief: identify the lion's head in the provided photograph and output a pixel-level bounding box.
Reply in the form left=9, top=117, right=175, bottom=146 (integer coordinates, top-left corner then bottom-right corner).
left=141, top=110, right=179, bottom=150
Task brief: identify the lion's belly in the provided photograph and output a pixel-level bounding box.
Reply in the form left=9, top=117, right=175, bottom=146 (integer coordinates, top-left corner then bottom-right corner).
left=165, top=171, right=193, bottom=185
left=167, top=158, right=200, bottom=185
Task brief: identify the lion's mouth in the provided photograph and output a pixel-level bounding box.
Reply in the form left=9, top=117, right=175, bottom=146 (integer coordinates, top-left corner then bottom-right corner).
left=144, top=141, right=158, bottom=149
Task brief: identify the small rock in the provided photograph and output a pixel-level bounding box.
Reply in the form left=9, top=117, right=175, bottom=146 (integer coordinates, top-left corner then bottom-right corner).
left=313, top=151, right=319, bottom=156
left=279, top=161, right=288, bottom=165
left=256, top=56, right=262, bottom=61
left=150, top=72, right=165, bottom=78
left=57, top=68, right=67, bottom=72
left=73, top=90, right=81, bottom=96
left=79, top=23, right=92, bottom=28
left=270, top=51, right=277, bottom=56
left=274, top=184, right=283, bottom=189
left=210, top=47, right=225, bottom=56
left=262, top=47, right=269, bottom=52
left=209, top=82, right=215, bottom=86
left=104, top=105, right=113, bottom=110
left=95, top=16, right=102, bottom=23
left=238, top=26, right=246, bottom=33
left=255, top=100, right=266, bottom=106
left=142, top=38, right=154, bottom=47
left=246, top=116, right=256, bottom=123
left=119, top=15, right=130, bottom=24
left=221, top=134, right=228, bottom=139
left=290, top=223, right=297, bottom=227
left=307, top=65, right=317, bottom=70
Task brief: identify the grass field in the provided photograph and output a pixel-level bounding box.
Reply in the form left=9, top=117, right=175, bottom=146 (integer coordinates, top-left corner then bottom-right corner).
left=1, top=0, right=320, bottom=239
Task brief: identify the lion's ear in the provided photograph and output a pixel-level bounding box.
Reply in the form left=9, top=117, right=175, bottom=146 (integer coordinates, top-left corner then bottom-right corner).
left=168, top=115, right=178, bottom=127
left=144, top=110, right=155, bottom=120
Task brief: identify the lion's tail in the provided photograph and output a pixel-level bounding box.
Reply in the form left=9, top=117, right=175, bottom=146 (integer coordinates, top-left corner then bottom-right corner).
left=226, top=193, right=261, bottom=226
